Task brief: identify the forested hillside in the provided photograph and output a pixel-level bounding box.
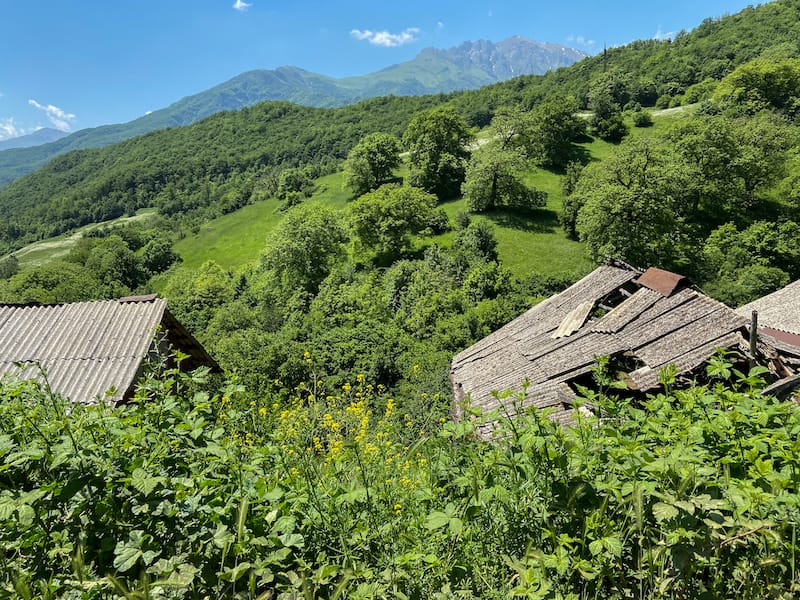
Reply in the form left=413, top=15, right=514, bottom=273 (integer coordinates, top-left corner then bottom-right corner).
left=2, top=0, right=800, bottom=404
left=0, top=95, right=447, bottom=252
left=3, top=0, right=800, bottom=254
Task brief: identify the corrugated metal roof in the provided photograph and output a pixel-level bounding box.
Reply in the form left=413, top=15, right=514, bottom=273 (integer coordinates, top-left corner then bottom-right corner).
left=450, top=261, right=793, bottom=440
left=0, top=296, right=214, bottom=405
left=552, top=301, right=595, bottom=339
left=761, top=327, right=800, bottom=349
left=736, top=279, right=800, bottom=337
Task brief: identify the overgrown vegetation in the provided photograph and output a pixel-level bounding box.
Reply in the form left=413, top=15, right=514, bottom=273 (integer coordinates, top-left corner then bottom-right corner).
left=2, top=355, right=799, bottom=598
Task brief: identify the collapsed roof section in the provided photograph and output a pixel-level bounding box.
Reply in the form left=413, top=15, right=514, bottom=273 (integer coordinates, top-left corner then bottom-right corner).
left=451, top=260, right=800, bottom=439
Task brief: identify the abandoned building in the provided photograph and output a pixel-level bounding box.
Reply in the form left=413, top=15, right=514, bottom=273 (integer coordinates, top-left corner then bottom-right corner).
left=736, top=279, right=800, bottom=349
left=0, top=294, right=217, bottom=405
left=451, top=260, right=800, bottom=439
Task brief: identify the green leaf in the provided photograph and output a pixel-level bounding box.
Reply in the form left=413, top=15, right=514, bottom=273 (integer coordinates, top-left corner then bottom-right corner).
left=113, top=545, right=142, bottom=573
left=0, top=496, right=16, bottom=520
left=160, top=563, right=199, bottom=587
left=278, top=533, right=304, bottom=548
left=448, top=517, right=463, bottom=535
left=335, top=487, right=367, bottom=506
left=130, top=467, right=163, bottom=496
left=0, top=434, right=14, bottom=458
left=652, top=502, right=679, bottom=522
left=220, top=562, right=252, bottom=582
left=265, top=487, right=284, bottom=502
left=575, top=559, right=600, bottom=580
left=17, top=504, right=35, bottom=526
left=5, top=447, right=44, bottom=467
left=602, top=536, right=622, bottom=557
left=425, top=511, right=451, bottom=531
left=212, top=524, right=233, bottom=549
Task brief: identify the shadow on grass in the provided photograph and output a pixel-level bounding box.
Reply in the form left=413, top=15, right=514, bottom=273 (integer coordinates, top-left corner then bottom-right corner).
left=534, top=145, right=593, bottom=174
left=483, top=207, right=560, bottom=234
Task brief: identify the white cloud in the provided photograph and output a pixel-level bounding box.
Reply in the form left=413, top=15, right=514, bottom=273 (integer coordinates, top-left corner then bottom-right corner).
left=233, top=0, right=252, bottom=11
left=653, top=27, right=675, bottom=41
left=27, top=99, right=76, bottom=131
left=350, top=27, right=420, bottom=47
left=437, top=21, right=444, bottom=29
left=0, top=117, right=22, bottom=140
left=567, top=35, right=596, bottom=47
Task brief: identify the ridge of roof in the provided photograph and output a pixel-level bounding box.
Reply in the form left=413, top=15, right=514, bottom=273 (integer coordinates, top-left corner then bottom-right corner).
left=0, top=294, right=164, bottom=308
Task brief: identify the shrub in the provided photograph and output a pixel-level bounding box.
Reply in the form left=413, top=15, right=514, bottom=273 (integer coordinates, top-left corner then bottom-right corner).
left=633, top=111, right=654, bottom=127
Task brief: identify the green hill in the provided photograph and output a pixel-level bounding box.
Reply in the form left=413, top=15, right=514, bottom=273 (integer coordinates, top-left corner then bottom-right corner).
left=0, top=38, right=584, bottom=188
left=0, top=95, right=447, bottom=253
left=3, top=0, right=799, bottom=254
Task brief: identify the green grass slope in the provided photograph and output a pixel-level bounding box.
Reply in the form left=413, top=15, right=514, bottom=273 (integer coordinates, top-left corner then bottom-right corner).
left=173, top=172, right=351, bottom=271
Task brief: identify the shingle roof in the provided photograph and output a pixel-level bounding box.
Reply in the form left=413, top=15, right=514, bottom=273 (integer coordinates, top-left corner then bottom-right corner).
left=735, top=279, right=800, bottom=338
left=450, top=262, right=783, bottom=439
left=0, top=295, right=216, bottom=404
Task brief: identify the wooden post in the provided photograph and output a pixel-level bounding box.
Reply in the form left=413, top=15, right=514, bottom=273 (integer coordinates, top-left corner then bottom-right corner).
left=749, top=310, right=759, bottom=368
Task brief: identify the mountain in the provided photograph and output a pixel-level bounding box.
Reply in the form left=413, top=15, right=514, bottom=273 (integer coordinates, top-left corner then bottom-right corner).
left=413, top=37, right=586, bottom=80
left=0, top=128, right=68, bottom=151
left=0, top=37, right=585, bottom=188
left=2, top=0, right=800, bottom=254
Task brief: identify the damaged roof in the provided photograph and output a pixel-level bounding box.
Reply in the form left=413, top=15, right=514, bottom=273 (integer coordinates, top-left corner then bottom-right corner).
left=451, top=261, right=798, bottom=438
left=736, top=279, right=800, bottom=347
left=0, top=294, right=217, bottom=405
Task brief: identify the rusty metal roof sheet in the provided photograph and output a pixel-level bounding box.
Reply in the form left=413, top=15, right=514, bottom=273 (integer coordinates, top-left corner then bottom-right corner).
left=0, top=296, right=216, bottom=405
left=635, top=267, right=689, bottom=297
left=761, top=327, right=800, bottom=349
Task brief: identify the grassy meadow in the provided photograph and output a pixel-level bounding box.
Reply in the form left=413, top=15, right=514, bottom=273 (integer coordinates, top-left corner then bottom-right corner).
left=8, top=108, right=693, bottom=282
left=9, top=209, right=157, bottom=269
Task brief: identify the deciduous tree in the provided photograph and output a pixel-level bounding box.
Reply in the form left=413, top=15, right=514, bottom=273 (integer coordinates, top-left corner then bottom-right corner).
left=350, top=184, right=438, bottom=261
left=403, top=107, right=472, bottom=201
left=262, top=205, right=348, bottom=293
left=574, top=138, right=696, bottom=269
left=343, top=133, right=403, bottom=196
left=525, top=96, right=586, bottom=167
left=462, top=144, right=546, bottom=212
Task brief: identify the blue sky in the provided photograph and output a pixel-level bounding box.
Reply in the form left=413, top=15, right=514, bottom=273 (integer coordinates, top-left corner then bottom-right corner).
left=0, top=0, right=763, bottom=139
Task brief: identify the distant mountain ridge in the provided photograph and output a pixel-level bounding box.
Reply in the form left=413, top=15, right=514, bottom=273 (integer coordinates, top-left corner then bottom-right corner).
left=0, top=128, right=68, bottom=151
left=0, top=37, right=585, bottom=187
left=417, top=37, right=586, bottom=79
